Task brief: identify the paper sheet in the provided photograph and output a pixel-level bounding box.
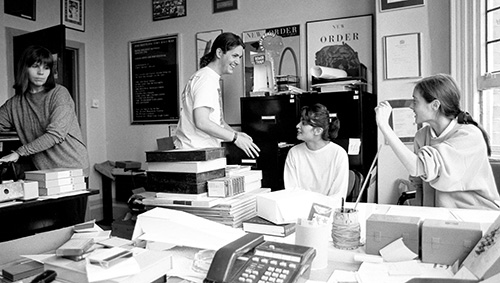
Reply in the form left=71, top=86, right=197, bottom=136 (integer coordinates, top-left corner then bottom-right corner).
left=379, top=238, right=417, bottom=262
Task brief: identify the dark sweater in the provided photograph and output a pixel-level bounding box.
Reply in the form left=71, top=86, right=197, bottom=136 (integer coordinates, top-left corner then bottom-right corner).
left=0, top=84, right=89, bottom=176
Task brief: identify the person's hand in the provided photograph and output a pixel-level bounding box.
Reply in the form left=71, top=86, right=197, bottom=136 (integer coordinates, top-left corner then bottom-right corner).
left=0, top=152, right=20, bottom=163
left=375, top=101, right=393, bottom=129
left=234, top=132, right=260, bottom=158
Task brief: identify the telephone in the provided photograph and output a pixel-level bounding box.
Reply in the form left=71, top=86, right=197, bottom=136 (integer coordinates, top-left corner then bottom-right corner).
left=204, top=233, right=316, bottom=283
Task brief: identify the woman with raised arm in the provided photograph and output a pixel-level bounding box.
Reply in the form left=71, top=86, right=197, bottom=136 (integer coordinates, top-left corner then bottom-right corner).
left=375, top=73, right=500, bottom=210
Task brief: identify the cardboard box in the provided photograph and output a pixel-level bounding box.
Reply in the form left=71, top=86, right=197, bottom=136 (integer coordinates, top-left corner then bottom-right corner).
left=422, top=219, right=482, bottom=265
left=0, top=181, right=23, bottom=202
left=461, top=214, right=500, bottom=280
left=256, top=190, right=340, bottom=224
left=366, top=213, right=421, bottom=255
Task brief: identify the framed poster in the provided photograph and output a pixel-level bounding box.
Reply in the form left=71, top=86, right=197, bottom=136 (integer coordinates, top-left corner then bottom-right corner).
left=152, top=0, right=186, bottom=21
left=4, top=0, right=36, bottom=21
left=61, top=0, right=85, bottom=32
left=380, top=0, right=424, bottom=12
left=306, top=14, right=373, bottom=91
left=242, top=24, right=301, bottom=96
left=384, top=32, right=421, bottom=79
left=196, top=29, right=222, bottom=69
left=213, top=0, right=237, bottom=13
left=129, top=35, right=179, bottom=124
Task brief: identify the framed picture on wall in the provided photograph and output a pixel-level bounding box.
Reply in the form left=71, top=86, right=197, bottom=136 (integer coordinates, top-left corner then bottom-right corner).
left=61, top=0, right=85, bottom=32
left=306, top=14, right=373, bottom=92
left=380, top=0, right=424, bottom=12
left=383, top=32, right=421, bottom=80
left=196, top=29, right=222, bottom=69
left=153, top=0, right=186, bottom=21
left=4, top=0, right=36, bottom=21
left=213, top=0, right=237, bottom=13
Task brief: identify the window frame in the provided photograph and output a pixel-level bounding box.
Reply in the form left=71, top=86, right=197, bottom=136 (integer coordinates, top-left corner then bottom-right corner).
left=452, top=1, right=500, bottom=158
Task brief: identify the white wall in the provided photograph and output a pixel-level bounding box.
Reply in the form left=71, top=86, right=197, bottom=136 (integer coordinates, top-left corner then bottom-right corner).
left=103, top=0, right=374, bottom=169
left=375, top=1, right=451, bottom=204
left=0, top=0, right=106, bottom=219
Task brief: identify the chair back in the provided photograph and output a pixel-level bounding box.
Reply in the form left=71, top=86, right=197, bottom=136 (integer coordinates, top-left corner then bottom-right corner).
left=346, top=169, right=364, bottom=202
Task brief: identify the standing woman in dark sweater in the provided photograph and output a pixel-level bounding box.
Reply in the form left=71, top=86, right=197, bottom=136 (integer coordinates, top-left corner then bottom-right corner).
left=0, top=45, right=89, bottom=177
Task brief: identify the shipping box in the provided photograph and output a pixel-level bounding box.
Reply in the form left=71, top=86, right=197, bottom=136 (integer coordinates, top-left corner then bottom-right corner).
left=422, top=219, right=482, bottom=265
left=365, top=213, right=421, bottom=255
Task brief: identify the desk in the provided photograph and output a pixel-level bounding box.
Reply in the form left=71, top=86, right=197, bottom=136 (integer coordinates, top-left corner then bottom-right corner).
left=159, top=203, right=500, bottom=283
left=0, top=190, right=99, bottom=242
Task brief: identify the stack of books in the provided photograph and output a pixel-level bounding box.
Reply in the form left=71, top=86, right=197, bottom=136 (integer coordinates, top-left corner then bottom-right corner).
left=207, top=175, right=245, bottom=197
left=225, top=165, right=263, bottom=192
left=145, top=147, right=227, bottom=194
left=24, top=168, right=86, bottom=196
left=149, top=188, right=271, bottom=228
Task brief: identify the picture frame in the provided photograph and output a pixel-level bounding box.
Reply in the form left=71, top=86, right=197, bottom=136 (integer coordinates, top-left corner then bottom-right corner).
left=61, top=0, right=85, bottom=32
left=196, top=29, right=222, bottom=70
left=383, top=32, right=421, bottom=80
left=213, top=0, right=238, bottom=13
left=306, top=14, right=373, bottom=92
left=380, top=0, right=424, bottom=12
left=152, top=0, right=186, bottom=21
left=129, top=35, right=180, bottom=124
left=4, top=0, right=36, bottom=21
left=387, top=99, right=419, bottom=143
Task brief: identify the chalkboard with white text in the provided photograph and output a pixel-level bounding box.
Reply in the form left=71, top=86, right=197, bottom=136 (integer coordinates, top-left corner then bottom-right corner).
left=129, top=35, right=179, bottom=124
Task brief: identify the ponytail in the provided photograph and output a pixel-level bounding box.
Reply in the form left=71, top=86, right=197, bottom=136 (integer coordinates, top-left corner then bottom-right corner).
left=458, top=111, right=492, bottom=156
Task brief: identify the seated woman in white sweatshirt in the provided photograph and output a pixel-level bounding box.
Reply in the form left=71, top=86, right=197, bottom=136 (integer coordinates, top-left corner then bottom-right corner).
left=283, top=103, right=349, bottom=198
left=375, top=73, right=500, bottom=210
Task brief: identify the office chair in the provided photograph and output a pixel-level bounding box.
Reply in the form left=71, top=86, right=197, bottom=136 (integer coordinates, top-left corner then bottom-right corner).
left=395, top=178, right=417, bottom=205
left=346, top=169, right=364, bottom=202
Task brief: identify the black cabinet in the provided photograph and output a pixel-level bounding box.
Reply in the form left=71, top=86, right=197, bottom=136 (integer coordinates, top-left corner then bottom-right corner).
left=237, top=91, right=376, bottom=191
left=240, top=94, right=299, bottom=143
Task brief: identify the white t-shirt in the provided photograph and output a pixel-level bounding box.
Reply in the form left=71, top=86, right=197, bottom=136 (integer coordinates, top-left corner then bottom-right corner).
left=175, top=67, right=223, bottom=149
left=284, top=142, right=349, bottom=198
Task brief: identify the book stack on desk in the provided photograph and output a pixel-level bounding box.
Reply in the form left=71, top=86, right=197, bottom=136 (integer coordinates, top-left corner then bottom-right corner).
left=25, top=168, right=86, bottom=196
left=145, top=147, right=227, bottom=194
left=155, top=188, right=271, bottom=228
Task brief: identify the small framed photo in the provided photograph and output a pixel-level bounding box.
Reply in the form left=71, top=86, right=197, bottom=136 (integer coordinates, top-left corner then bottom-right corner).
left=4, top=0, right=36, bottom=21
left=383, top=32, right=422, bottom=80
left=153, top=0, right=186, bottom=21
left=380, top=0, right=424, bottom=12
left=213, top=0, right=237, bottom=13
left=61, top=0, right=85, bottom=32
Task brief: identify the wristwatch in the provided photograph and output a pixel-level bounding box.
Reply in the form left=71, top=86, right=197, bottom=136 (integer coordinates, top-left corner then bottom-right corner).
left=232, top=132, right=238, bottom=143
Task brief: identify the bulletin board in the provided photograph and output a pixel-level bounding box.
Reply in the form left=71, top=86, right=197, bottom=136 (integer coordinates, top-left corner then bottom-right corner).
left=129, top=35, right=179, bottom=124
left=387, top=99, right=418, bottom=143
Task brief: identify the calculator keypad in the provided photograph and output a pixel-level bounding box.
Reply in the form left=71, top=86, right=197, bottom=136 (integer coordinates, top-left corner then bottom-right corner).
left=236, top=255, right=297, bottom=283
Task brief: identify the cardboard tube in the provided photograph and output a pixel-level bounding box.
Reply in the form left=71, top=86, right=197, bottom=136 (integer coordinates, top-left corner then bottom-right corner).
left=310, top=66, right=347, bottom=79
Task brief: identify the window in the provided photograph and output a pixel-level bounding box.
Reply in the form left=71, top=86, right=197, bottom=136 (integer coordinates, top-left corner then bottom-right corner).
left=479, top=0, right=500, bottom=158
